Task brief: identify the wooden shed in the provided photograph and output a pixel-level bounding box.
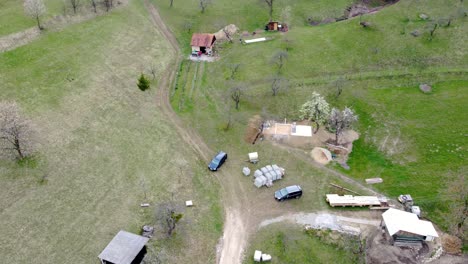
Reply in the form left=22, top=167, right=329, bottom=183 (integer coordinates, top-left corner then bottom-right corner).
left=98, top=230, right=149, bottom=264
left=381, top=208, right=438, bottom=246
left=190, top=33, right=216, bottom=54
left=266, top=21, right=279, bottom=31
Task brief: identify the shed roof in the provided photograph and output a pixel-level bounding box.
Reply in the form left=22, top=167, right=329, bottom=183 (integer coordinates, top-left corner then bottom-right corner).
left=98, top=230, right=149, bottom=264
left=382, top=208, right=438, bottom=238
left=191, top=33, right=216, bottom=47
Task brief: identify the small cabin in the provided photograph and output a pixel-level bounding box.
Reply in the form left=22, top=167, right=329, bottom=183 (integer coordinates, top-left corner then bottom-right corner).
left=266, top=21, right=279, bottom=31
left=190, top=33, right=216, bottom=55
left=265, top=22, right=288, bottom=32
left=98, top=230, right=149, bottom=264
left=381, top=208, right=438, bottom=246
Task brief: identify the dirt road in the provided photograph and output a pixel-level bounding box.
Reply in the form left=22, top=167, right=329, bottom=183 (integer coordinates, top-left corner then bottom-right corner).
left=143, top=2, right=387, bottom=264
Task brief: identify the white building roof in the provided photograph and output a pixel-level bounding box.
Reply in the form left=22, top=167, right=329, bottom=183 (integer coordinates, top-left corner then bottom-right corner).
left=291, top=125, right=312, bottom=137
left=382, top=208, right=438, bottom=238
left=326, top=194, right=382, bottom=206
left=98, top=230, right=149, bottom=264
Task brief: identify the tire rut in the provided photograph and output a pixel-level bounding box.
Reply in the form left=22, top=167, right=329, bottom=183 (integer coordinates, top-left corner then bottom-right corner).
left=144, top=1, right=250, bottom=263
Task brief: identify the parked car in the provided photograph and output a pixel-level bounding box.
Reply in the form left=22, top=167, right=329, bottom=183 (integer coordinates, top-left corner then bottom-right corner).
left=275, top=185, right=302, bottom=201
left=191, top=51, right=202, bottom=57
left=208, top=151, right=228, bottom=171
left=398, top=194, right=413, bottom=205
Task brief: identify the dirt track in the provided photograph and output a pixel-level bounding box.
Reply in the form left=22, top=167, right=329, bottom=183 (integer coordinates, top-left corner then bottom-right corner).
left=143, top=2, right=252, bottom=263
left=142, top=2, right=391, bottom=264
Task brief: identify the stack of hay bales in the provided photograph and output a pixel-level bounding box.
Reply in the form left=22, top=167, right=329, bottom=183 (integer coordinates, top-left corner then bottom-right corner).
left=253, top=164, right=284, bottom=188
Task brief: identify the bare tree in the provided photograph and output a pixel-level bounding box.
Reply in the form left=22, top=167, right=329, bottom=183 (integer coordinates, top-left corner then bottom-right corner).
left=442, top=172, right=467, bottom=242
left=228, top=63, right=241, bottom=80
left=90, top=0, right=97, bottom=13
left=427, top=22, right=438, bottom=41
left=328, top=107, right=358, bottom=144
left=155, top=201, right=183, bottom=237
left=270, top=75, right=288, bottom=96
left=223, top=28, right=233, bottom=43
left=264, top=0, right=274, bottom=21
left=334, top=76, right=346, bottom=99
left=230, top=85, right=244, bottom=110
left=183, top=21, right=193, bottom=33
left=103, top=0, right=113, bottom=12
left=148, top=63, right=158, bottom=81
left=299, top=92, right=330, bottom=133
left=24, top=0, right=47, bottom=30
left=271, top=50, right=288, bottom=74
left=199, top=0, right=211, bottom=13
left=69, top=0, right=81, bottom=14
left=281, top=35, right=294, bottom=52
left=0, top=102, right=36, bottom=160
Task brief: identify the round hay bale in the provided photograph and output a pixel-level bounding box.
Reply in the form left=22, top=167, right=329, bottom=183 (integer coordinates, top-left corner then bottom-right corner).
left=311, top=147, right=332, bottom=165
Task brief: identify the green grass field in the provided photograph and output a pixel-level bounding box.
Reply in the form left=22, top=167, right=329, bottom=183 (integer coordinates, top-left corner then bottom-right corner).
left=243, top=223, right=363, bottom=264
left=157, top=0, right=468, bottom=253
left=0, top=0, right=66, bottom=36
left=0, top=1, right=221, bottom=263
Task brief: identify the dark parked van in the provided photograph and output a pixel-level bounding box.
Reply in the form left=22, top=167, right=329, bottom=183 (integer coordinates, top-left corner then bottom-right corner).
left=274, top=185, right=302, bottom=201
left=208, top=151, right=228, bottom=171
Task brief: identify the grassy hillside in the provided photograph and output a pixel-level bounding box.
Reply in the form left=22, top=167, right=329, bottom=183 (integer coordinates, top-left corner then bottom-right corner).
left=0, top=1, right=221, bottom=263
left=156, top=0, right=467, bottom=243
left=0, top=0, right=65, bottom=36
left=243, top=223, right=363, bottom=264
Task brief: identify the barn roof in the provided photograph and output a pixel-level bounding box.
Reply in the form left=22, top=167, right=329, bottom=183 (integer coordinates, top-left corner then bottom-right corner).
left=98, top=230, right=149, bottom=264
left=382, top=208, right=438, bottom=238
left=191, top=33, right=216, bottom=47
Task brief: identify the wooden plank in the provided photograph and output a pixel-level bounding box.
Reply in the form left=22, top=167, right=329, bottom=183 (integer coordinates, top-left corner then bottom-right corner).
left=329, top=183, right=362, bottom=196
left=366, top=178, right=383, bottom=184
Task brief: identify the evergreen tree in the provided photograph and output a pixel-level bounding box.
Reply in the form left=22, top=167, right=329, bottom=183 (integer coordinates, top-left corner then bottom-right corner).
left=137, top=74, right=150, bottom=91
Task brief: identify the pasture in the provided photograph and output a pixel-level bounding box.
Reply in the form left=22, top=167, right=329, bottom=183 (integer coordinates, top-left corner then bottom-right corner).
left=0, top=1, right=222, bottom=263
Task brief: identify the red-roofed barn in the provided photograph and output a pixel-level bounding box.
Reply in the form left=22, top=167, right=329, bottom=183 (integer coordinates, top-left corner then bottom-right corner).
left=191, top=33, right=216, bottom=55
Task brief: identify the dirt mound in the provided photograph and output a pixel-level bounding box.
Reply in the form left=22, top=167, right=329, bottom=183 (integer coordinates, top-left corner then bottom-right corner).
left=213, top=24, right=239, bottom=41
left=244, top=115, right=262, bottom=144
left=311, top=147, right=332, bottom=165
left=442, top=234, right=462, bottom=255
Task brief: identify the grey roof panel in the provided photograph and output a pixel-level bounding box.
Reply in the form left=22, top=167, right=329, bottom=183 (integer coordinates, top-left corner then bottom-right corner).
left=98, top=230, right=149, bottom=264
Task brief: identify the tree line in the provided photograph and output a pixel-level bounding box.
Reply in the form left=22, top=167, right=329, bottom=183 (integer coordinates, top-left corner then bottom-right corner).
left=24, top=0, right=117, bottom=31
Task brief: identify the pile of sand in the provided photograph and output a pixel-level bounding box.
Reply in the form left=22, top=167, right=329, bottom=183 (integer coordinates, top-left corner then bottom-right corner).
left=442, top=234, right=462, bottom=255
left=311, top=147, right=333, bottom=165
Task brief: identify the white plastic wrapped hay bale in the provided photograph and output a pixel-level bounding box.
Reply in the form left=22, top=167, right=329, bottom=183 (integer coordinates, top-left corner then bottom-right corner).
left=273, top=169, right=280, bottom=175
left=261, top=167, right=269, bottom=174
left=272, top=164, right=280, bottom=171
left=254, top=169, right=263, bottom=178
left=265, top=179, right=273, bottom=187
left=254, top=176, right=267, bottom=188
left=261, top=254, right=272, bottom=261
left=242, top=167, right=251, bottom=176
left=271, top=172, right=276, bottom=181
left=279, top=167, right=285, bottom=176
left=254, top=250, right=262, bottom=262
left=265, top=172, right=274, bottom=181
left=266, top=165, right=273, bottom=171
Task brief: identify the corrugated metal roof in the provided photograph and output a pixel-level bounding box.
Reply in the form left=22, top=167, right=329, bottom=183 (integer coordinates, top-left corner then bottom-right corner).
left=98, top=230, right=149, bottom=264
left=326, top=194, right=382, bottom=206
left=190, top=33, right=216, bottom=47
left=382, top=208, right=438, bottom=238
